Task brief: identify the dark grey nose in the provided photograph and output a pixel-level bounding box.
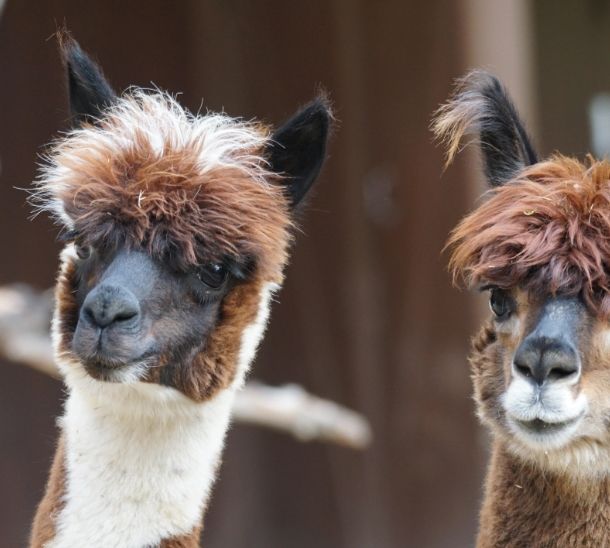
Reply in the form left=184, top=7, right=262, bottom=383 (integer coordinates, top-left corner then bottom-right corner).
left=513, top=336, right=579, bottom=385
left=513, top=296, right=582, bottom=385
left=82, top=284, right=140, bottom=329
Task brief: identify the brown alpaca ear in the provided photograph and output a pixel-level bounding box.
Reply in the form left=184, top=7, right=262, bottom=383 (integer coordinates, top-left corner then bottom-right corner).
left=267, top=96, right=333, bottom=208
left=58, top=32, right=117, bottom=125
left=433, top=71, right=538, bottom=187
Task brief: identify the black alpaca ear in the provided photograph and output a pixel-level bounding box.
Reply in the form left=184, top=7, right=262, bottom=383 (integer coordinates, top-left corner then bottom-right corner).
left=59, top=32, right=117, bottom=125
left=267, top=97, right=332, bottom=208
left=433, top=71, right=538, bottom=187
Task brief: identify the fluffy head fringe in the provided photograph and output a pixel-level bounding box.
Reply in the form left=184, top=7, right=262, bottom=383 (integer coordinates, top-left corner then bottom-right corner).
left=33, top=90, right=292, bottom=280
left=432, top=70, right=537, bottom=186
left=448, top=156, right=610, bottom=318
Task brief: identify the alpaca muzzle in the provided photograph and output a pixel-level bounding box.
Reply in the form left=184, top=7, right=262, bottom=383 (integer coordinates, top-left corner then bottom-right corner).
left=502, top=296, right=588, bottom=448
left=83, top=284, right=141, bottom=329
left=72, top=251, right=159, bottom=381
left=512, top=296, right=583, bottom=386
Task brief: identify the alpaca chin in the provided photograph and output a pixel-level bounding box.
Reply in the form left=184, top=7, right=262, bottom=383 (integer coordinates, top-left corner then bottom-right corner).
left=81, top=359, right=150, bottom=384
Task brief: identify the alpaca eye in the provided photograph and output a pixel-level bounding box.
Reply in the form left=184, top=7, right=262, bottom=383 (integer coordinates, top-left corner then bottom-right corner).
left=75, top=243, right=92, bottom=260
left=197, top=263, right=227, bottom=289
left=489, top=288, right=513, bottom=319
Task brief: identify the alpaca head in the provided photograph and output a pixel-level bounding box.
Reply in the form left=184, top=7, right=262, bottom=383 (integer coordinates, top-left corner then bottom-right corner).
left=434, top=72, right=610, bottom=477
left=35, top=36, right=332, bottom=403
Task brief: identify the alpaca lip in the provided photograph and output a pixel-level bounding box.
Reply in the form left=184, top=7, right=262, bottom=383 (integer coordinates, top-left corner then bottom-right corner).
left=81, top=354, right=150, bottom=383
left=513, top=415, right=581, bottom=435
left=84, top=356, right=127, bottom=371
left=73, top=318, right=153, bottom=375
left=78, top=339, right=156, bottom=382
left=82, top=355, right=130, bottom=378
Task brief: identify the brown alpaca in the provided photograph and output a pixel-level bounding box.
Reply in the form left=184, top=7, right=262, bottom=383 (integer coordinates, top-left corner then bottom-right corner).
left=434, top=72, right=610, bottom=546
left=29, top=34, right=332, bottom=547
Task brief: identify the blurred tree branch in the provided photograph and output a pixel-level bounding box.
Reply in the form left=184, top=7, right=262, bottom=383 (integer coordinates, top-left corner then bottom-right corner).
left=0, top=284, right=372, bottom=449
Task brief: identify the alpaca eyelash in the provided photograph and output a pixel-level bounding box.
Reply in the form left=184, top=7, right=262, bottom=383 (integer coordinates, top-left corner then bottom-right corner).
left=478, top=284, right=497, bottom=293
left=192, top=284, right=220, bottom=307
left=58, top=229, right=80, bottom=243
left=224, top=256, right=256, bottom=281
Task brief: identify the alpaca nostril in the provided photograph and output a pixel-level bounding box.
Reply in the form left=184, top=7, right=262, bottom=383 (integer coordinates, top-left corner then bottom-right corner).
left=514, top=362, right=533, bottom=379
left=113, top=309, right=138, bottom=323
left=82, top=285, right=140, bottom=329
left=513, top=337, right=579, bottom=385
left=83, top=306, right=96, bottom=325
left=547, top=364, right=578, bottom=382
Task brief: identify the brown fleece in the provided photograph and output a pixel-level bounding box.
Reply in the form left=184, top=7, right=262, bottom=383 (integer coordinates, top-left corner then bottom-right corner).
left=42, top=131, right=291, bottom=279
left=54, top=257, right=80, bottom=360
left=478, top=444, right=610, bottom=547
left=469, top=322, right=504, bottom=428
left=448, top=156, right=610, bottom=317
left=30, top=436, right=66, bottom=548
left=160, top=528, right=202, bottom=548
left=144, top=277, right=266, bottom=400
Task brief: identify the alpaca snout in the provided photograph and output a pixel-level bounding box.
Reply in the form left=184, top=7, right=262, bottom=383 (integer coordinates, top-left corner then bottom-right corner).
left=82, top=284, right=141, bottom=329
left=513, top=336, right=580, bottom=386
left=72, top=284, right=154, bottom=380
left=512, top=296, right=584, bottom=387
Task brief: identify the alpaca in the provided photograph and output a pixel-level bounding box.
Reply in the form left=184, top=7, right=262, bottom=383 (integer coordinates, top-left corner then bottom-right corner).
left=29, top=35, right=332, bottom=548
left=434, top=72, right=610, bottom=546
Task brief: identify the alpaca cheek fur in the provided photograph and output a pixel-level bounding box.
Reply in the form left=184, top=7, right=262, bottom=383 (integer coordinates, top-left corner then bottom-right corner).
left=473, top=313, right=520, bottom=427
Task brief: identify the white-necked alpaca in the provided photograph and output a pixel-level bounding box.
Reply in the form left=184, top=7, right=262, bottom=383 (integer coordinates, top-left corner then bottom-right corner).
left=434, top=72, right=610, bottom=546
left=30, top=35, right=332, bottom=548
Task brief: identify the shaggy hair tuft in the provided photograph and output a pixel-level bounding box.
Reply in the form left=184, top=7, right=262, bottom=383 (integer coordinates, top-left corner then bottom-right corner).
left=33, top=90, right=292, bottom=279
left=448, top=156, right=610, bottom=317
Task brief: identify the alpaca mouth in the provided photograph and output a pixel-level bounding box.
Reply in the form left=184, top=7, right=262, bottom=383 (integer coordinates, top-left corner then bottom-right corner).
left=507, top=412, right=585, bottom=448
left=83, top=355, right=129, bottom=372
left=514, top=417, right=580, bottom=435
left=81, top=354, right=151, bottom=383
left=73, top=319, right=156, bottom=382
left=78, top=341, right=157, bottom=383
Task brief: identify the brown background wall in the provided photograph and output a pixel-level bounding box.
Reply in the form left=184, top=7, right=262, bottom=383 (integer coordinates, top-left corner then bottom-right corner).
left=534, top=0, right=610, bottom=158
left=2, top=0, right=585, bottom=546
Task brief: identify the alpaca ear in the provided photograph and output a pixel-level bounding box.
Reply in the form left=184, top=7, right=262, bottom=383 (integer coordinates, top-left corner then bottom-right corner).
left=267, top=97, right=332, bottom=208
left=432, top=71, right=538, bottom=187
left=59, top=32, right=117, bottom=125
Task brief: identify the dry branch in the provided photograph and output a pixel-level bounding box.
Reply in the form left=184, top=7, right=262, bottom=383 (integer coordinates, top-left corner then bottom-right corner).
left=233, top=382, right=371, bottom=448
left=0, top=285, right=372, bottom=449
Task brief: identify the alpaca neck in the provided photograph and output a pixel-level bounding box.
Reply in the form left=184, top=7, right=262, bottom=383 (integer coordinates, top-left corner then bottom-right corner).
left=31, top=282, right=276, bottom=548
left=43, top=382, right=236, bottom=548
left=478, top=441, right=610, bottom=547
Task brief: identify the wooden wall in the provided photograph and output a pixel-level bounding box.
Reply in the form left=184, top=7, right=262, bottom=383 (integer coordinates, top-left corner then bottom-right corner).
left=534, top=0, right=610, bottom=157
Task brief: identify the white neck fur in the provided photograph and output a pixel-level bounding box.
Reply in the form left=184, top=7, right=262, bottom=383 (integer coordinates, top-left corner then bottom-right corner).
left=47, top=282, right=277, bottom=548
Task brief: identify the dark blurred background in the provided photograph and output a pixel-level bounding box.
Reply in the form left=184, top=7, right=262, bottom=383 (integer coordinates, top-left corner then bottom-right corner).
left=1, top=1, right=609, bottom=546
